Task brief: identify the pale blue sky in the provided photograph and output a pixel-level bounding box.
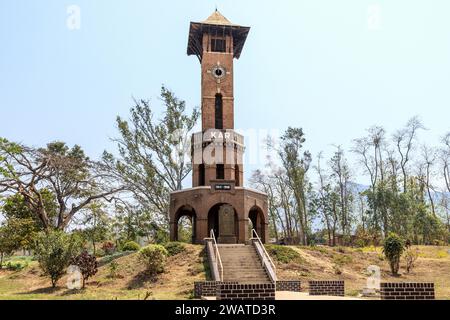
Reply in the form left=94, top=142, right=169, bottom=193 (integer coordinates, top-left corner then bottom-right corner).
left=1, top=0, right=450, bottom=185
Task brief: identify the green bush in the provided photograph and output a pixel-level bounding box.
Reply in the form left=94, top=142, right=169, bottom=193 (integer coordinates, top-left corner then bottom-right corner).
left=5, top=260, right=28, bottom=271
left=164, top=242, right=186, bottom=256
left=265, top=245, right=303, bottom=264
left=34, top=231, right=83, bottom=287
left=122, top=241, right=140, bottom=252
left=139, top=244, right=168, bottom=275
left=383, top=232, right=405, bottom=276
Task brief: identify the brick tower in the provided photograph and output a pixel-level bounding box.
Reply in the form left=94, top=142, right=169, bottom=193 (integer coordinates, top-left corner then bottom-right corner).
left=169, top=10, right=268, bottom=244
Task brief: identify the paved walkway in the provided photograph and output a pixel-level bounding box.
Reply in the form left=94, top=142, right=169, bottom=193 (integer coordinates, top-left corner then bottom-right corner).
left=276, top=291, right=364, bottom=300
left=202, top=292, right=366, bottom=300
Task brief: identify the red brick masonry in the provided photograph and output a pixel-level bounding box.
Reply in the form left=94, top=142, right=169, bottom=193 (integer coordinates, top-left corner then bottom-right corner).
left=380, top=282, right=435, bottom=300
left=276, top=281, right=301, bottom=292
left=217, top=283, right=276, bottom=300
left=194, top=281, right=238, bottom=298
left=309, top=281, right=345, bottom=296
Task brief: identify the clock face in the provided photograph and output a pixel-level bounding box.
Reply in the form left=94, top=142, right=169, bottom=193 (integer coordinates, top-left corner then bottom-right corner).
left=212, top=65, right=226, bottom=79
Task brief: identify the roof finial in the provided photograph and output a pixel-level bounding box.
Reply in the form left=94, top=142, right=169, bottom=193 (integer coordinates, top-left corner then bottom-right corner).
left=215, top=5, right=218, bottom=12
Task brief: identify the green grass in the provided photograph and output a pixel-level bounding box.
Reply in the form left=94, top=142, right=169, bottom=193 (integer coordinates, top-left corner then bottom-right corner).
left=265, top=245, right=304, bottom=264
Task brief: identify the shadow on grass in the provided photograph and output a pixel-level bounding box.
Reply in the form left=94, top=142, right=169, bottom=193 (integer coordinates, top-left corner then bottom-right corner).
left=18, top=286, right=60, bottom=295
left=126, top=270, right=156, bottom=290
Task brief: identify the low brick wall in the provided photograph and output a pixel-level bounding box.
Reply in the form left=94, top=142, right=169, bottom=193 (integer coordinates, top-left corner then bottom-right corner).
left=309, top=280, right=345, bottom=296
left=380, top=282, right=435, bottom=300
left=194, top=281, right=238, bottom=298
left=217, top=283, right=276, bottom=300
left=276, top=280, right=301, bottom=292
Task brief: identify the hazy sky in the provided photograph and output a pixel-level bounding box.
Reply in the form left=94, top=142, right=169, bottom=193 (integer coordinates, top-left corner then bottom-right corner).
left=1, top=0, right=449, bottom=186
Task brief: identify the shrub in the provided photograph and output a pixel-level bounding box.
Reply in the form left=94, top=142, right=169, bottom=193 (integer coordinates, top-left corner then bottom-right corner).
left=122, top=241, right=140, bottom=252
left=34, top=231, right=83, bottom=287
left=404, top=247, right=419, bottom=273
left=332, top=263, right=342, bottom=275
left=101, top=241, right=116, bottom=255
left=108, top=261, right=119, bottom=279
left=164, top=242, right=186, bottom=256
left=383, top=232, right=405, bottom=276
left=139, top=244, right=168, bottom=275
left=71, top=250, right=98, bottom=288
left=5, top=260, right=28, bottom=271
left=265, top=245, right=303, bottom=264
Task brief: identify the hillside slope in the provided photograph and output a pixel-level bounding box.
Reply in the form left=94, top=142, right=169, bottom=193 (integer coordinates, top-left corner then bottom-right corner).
left=274, top=245, right=450, bottom=299
left=0, top=244, right=209, bottom=300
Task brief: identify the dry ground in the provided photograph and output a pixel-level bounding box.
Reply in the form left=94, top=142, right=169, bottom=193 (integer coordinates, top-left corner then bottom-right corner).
left=275, top=245, right=450, bottom=299
left=0, top=244, right=209, bottom=300
left=0, top=244, right=448, bottom=300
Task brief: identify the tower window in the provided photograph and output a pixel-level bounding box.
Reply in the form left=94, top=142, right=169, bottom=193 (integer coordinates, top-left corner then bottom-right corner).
left=215, top=94, right=223, bottom=129
left=199, top=164, right=205, bottom=186
left=211, top=37, right=226, bottom=52
left=235, top=165, right=240, bottom=187
left=216, top=164, right=224, bottom=180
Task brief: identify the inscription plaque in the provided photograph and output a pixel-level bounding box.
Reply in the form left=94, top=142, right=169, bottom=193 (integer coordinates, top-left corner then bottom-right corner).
left=218, top=204, right=237, bottom=244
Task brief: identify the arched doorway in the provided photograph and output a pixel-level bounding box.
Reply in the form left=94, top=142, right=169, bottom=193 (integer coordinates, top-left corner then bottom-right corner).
left=174, top=205, right=197, bottom=243
left=249, top=206, right=266, bottom=242
left=208, top=203, right=238, bottom=243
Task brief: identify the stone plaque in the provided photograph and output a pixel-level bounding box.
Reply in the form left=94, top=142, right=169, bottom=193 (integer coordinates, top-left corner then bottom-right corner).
left=218, top=204, right=236, bottom=243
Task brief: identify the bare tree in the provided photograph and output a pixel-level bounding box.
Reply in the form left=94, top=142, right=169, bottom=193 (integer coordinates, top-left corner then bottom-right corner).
left=393, top=116, right=425, bottom=193
left=0, top=139, right=124, bottom=231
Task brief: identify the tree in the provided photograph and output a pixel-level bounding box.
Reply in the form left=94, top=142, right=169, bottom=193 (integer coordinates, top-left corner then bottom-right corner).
left=383, top=233, right=405, bottom=276
left=103, top=86, right=199, bottom=225
left=79, top=202, right=109, bottom=255
left=393, top=116, right=425, bottom=193
left=34, top=231, right=83, bottom=287
left=278, top=127, right=312, bottom=245
left=0, top=223, right=19, bottom=268
left=71, top=250, right=98, bottom=288
left=329, top=146, right=353, bottom=241
left=0, top=139, right=124, bottom=231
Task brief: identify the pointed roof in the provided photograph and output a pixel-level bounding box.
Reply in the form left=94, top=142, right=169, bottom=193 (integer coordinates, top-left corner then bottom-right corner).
left=187, top=10, right=250, bottom=61
left=202, top=9, right=235, bottom=26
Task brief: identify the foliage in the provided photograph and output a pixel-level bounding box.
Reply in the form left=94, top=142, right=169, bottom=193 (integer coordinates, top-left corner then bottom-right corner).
left=265, top=245, right=303, bottom=264
left=0, top=191, right=57, bottom=231
left=139, top=244, right=168, bottom=275
left=0, top=218, right=36, bottom=268
left=4, top=260, right=29, bottom=271
left=79, top=202, right=110, bottom=256
left=34, top=231, right=83, bottom=287
left=163, top=242, right=186, bottom=256
left=71, top=250, right=98, bottom=288
left=108, top=260, right=119, bottom=279
left=101, top=241, right=116, bottom=255
left=383, top=233, right=405, bottom=275
left=0, top=139, right=124, bottom=230
left=404, top=247, right=419, bottom=273
left=122, top=241, right=140, bottom=252
left=103, top=86, right=199, bottom=225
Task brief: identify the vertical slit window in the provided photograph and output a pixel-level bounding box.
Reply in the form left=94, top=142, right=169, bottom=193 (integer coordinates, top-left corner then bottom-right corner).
left=216, top=164, right=224, bottom=180
left=215, top=94, right=223, bottom=129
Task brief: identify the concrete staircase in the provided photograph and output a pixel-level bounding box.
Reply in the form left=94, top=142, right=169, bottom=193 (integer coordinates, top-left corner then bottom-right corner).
left=218, top=244, right=271, bottom=284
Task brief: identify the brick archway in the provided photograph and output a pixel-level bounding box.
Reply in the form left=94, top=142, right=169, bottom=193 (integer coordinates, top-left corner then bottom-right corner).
left=207, top=203, right=238, bottom=243
left=249, top=205, right=266, bottom=243
left=174, top=205, right=197, bottom=244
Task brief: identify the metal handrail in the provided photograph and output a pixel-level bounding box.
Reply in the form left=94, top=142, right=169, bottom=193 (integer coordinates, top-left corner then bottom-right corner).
left=209, top=229, right=223, bottom=281
left=250, top=228, right=277, bottom=276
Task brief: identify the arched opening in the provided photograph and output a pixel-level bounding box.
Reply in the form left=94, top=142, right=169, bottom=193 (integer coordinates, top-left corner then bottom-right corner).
left=235, top=165, right=240, bottom=186
left=198, top=164, right=205, bottom=186
left=249, top=206, right=266, bottom=243
left=215, top=94, right=223, bottom=129
left=174, top=205, right=197, bottom=244
left=208, top=203, right=238, bottom=243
